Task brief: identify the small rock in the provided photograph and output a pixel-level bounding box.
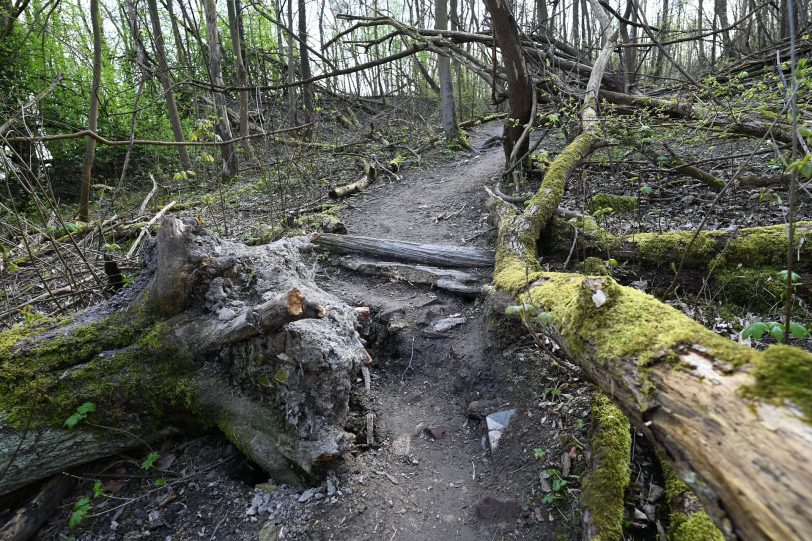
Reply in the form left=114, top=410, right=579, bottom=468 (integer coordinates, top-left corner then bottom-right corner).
left=466, top=399, right=504, bottom=419
left=647, top=483, right=665, bottom=502
left=147, top=510, right=162, bottom=529
left=643, top=503, right=656, bottom=521
left=474, top=496, right=520, bottom=521
left=424, top=426, right=446, bottom=440
left=298, top=488, right=317, bottom=503
left=634, top=508, right=648, bottom=521
left=256, top=482, right=276, bottom=494
left=326, top=478, right=336, bottom=497
left=433, top=316, right=465, bottom=332
left=259, top=522, right=280, bottom=541
left=314, top=492, right=325, bottom=500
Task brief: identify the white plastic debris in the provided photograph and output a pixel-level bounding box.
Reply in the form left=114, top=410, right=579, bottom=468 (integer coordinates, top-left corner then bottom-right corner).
left=486, top=409, right=517, bottom=450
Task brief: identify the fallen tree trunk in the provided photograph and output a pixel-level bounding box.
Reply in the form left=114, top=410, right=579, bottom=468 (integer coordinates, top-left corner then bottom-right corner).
left=329, top=161, right=377, bottom=199
left=0, top=217, right=367, bottom=496
left=544, top=216, right=812, bottom=271
left=334, top=257, right=485, bottom=296
left=491, top=192, right=812, bottom=540
left=311, top=233, right=495, bottom=268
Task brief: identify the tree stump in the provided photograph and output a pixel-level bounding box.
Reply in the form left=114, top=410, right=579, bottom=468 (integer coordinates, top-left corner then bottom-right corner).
left=0, top=217, right=367, bottom=495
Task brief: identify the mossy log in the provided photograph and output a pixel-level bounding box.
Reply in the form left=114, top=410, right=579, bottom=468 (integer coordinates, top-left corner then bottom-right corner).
left=487, top=124, right=812, bottom=538
left=0, top=217, right=367, bottom=496
left=660, top=458, right=724, bottom=541
left=544, top=215, right=812, bottom=271
left=491, top=196, right=812, bottom=539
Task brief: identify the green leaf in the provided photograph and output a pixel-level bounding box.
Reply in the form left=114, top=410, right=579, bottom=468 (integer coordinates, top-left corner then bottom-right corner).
left=68, top=497, right=92, bottom=529
left=639, top=186, right=653, bottom=195
left=533, top=448, right=546, bottom=460
left=768, top=323, right=785, bottom=341
left=140, top=451, right=159, bottom=471
left=64, top=402, right=96, bottom=429
left=742, top=322, right=768, bottom=340
left=789, top=322, right=809, bottom=339
left=92, top=480, right=104, bottom=498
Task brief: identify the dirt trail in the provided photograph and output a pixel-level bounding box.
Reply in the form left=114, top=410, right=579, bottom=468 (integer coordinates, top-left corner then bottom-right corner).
left=304, top=124, right=592, bottom=541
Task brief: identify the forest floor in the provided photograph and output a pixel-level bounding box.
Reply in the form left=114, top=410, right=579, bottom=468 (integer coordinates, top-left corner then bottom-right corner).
left=29, top=119, right=811, bottom=541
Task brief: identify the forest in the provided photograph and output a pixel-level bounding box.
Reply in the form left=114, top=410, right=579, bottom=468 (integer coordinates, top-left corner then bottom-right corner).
left=0, top=0, right=810, bottom=538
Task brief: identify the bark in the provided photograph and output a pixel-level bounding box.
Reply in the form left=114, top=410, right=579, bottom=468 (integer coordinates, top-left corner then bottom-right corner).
left=310, top=233, right=495, bottom=268
left=297, top=0, right=315, bottom=140
left=491, top=183, right=812, bottom=539
left=226, top=0, right=256, bottom=158
left=0, top=473, right=77, bottom=541
left=335, top=258, right=485, bottom=297
left=328, top=161, right=377, bottom=199
left=202, top=0, right=238, bottom=177
left=0, top=218, right=367, bottom=496
left=436, top=0, right=460, bottom=141
left=483, top=0, right=533, bottom=166
left=78, top=0, right=102, bottom=223
left=147, top=0, right=193, bottom=169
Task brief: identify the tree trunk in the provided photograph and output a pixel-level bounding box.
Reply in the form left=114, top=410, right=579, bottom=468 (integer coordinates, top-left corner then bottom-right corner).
left=226, top=0, right=256, bottom=159
left=483, top=0, right=533, bottom=166
left=202, top=0, right=238, bottom=177
left=436, top=0, right=460, bottom=142
left=0, top=218, right=367, bottom=496
left=147, top=0, right=193, bottom=169
left=297, top=0, right=315, bottom=140
left=78, top=0, right=102, bottom=223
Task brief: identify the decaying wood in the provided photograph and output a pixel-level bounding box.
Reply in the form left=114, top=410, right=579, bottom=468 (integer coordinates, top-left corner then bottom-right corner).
left=329, top=161, right=377, bottom=199
left=335, top=257, right=485, bottom=296
left=0, top=473, right=76, bottom=541
left=311, top=233, right=495, bottom=268
left=0, top=217, right=368, bottom=495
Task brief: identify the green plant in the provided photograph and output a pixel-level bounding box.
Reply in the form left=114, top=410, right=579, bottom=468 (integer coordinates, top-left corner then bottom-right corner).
left=92, top=480, right=104, bottom=498
left=743, top=320, right=809, bottom=341
left=141, top=451, right=160, bottom=471
left=68, top=496, right=92, bottom=529
left=533, top=448, right=546, bottom=460
left=64, top=401, right=96, bottom=429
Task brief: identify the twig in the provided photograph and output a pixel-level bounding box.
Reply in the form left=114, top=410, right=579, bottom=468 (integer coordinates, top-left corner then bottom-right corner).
left=138, top=174, right=159, bottom=216
left=126, top=200, right=177, bottom=259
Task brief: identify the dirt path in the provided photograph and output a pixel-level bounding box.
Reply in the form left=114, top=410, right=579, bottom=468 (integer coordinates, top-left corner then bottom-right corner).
left=300, top=124, right=593, bottom=540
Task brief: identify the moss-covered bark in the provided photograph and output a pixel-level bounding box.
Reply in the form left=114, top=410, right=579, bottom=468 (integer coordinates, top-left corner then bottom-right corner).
left=661, top=460, right=724, bottom=541
left=543, top=216, right=812, bottom=272
left=581, top=392, right=631, bottom=541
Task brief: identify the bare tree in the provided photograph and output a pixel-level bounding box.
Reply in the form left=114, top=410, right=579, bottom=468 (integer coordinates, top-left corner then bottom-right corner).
left=227, top=0, right=257, bottom=157
left=436, top=0, right=459, bottom=141
left=147, top=0, right=193, bottom=169
left=298, top=0, right=315, bottom=140
left=202, top=0, right=238, bottom=177
left=79, top=0, right=102, bottom=222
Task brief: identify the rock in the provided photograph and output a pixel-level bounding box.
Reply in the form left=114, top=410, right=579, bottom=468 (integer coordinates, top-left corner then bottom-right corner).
left=424, top=426, right=446, bottom=440
left=326, top=478, right=336, bottom=497
left=259, top=522, right=280, bottom=541
left=147, top=510, right=162, bottom=529
left=216, top=307, right=236, bottom=321
left=256, top=482, right=276, bottom=494
left=474, top=496, right=520, bottom=521
left=643, top=503, right=657, bottom=521
left=486, top=409, right=516, bottom=450
left=466, top=399, right=504, bottom=419
left=647, top=483, right=665, bottom=502
left=634, top=508, right=648, bottom=521
left=298, top=488, right=317, bottom=503
left=433, top=316, right=465, bottom=332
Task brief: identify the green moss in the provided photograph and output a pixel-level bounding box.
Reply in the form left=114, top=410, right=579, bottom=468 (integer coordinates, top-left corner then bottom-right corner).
left=576, top=257, right=609, bottom=276
left=0, top=312, right=199, bottom=428
left=710, top=267, right=787, bottom=310
left=493, top=133, right=599, bottom=294
left=524, top=275, right=758, bottom=406
left=742, top=344, right=812, bottom=421
left=581, top=393, right=631, bottom=541
left=587, top=193, right=638, bottom=214
left=661, top=460, right=724, bottom=541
